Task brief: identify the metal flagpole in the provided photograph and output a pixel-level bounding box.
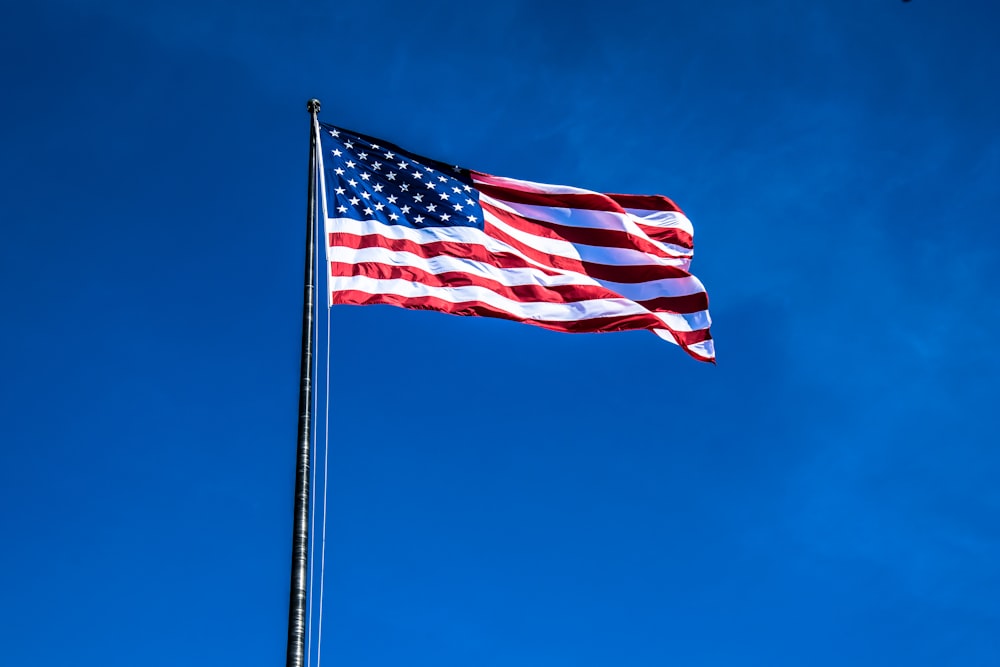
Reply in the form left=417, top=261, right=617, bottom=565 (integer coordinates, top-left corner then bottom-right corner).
left=286, top=98, right=321, bottom=667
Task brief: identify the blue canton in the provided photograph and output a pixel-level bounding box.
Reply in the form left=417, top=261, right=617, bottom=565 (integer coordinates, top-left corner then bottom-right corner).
left=320, top=122, right=484, bottom=231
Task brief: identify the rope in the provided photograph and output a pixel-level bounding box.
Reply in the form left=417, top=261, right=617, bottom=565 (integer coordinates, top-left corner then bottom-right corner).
left=316, top=304, right=332, bottom=667
left=308, top=115, right=332, bottom=667
left=305, top=161, right=321, bottom=667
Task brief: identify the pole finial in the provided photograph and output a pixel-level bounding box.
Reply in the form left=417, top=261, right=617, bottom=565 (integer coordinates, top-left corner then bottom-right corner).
left=307, top=99, right=321, bottom=114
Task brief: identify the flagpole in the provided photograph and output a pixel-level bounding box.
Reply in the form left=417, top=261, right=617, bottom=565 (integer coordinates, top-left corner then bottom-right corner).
left=286, top=98, right=321, bottom=667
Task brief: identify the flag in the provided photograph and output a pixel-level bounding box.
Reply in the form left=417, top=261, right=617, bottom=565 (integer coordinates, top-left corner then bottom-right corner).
left=317, top=122, right=715, bottom=362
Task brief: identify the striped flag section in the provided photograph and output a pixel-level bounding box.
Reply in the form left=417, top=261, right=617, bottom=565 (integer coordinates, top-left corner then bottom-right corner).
left=317, top=123, right=714, bottom=362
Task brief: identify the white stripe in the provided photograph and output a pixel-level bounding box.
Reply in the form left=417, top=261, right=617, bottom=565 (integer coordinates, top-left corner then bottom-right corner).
left=326, top=217, right=711, bottom=334
left=688, top=338, right=716, bottom=359
left=472, top=174, right=696, bottom=239
left=653, top=328, right=678, bottom=345
left=332, top=276, right=644, bottom=321
left=624, top=208, right=695, bottom=237
left=330, top=245, right=584, bottom=289
left=327, top=215, right=524, bottom=261
left=656, top=309, right=711, bottom=332
left=330, top=276, right=708, bottom=332
left=653, top=329, right=715, bottom=359
left=478, top=194, right=694, bottom=258
left=600, top=274, right=707, bottom=300
left=472, top=173, right=597, bottom=196
left=327, top=215, right=603, bottom=287
left=326, top=245, right=708, bottom=302
left=327, top=216, right=699, bottom=290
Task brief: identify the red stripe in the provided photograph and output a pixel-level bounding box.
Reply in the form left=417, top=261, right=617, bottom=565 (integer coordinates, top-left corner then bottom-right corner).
left=636, top=292, right=708, bottom=314
left=481, top=207, right=693, bottom=281
left=633, top=223, right=693, bottom=250
left=333, top=261, right=620, bottom=306
left=474, top=181, right=631, bottom=214
left=331, top=290, right=711, bottom=346
left=331, top=289, right=712, bottom=361
left=330, top=261, right=710, bottom=315
left=654, top=326, right=712, bottom=348
left=484, top=220, right=691, bottom=283
left=606, top=193, right=693, bottom=248
left=472, top=180, right=684, bottom=216
left=329, top=232, right=560, bottom=277
left=605, top=193, right=683, bottom=214
left=329, top=230, right=693, bottom=284
left=478, top=200, right=691, bottom=259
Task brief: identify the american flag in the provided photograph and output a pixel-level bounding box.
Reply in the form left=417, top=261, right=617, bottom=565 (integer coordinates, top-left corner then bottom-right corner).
left=317, top=122, right=714, bottom=362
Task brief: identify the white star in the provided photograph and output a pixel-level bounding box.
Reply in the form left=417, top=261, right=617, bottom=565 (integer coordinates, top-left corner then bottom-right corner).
left=332, top=149, right=342, bottom=157
left=438, top=176, right=447, bottom=183
left=335, top=187, right=346, bottom=195
left=465, top=198, right=475, bottom=206
left=348, top=179, right=358, bottom=187
left=427, top=204, right=437, bottom=212
left=439, top=192, right=450, bottom=200
left=441, top=213, right=451, bottom=221
left=467, top=215, right=477, bottom=223
left=334, top=168, right=345, bottom=176
left=386, top=172, right=397, bottom=181
left=400, top=184, right=409, bottom=192
left=453, top=203, right=463, bottom=211
left=364, top=207, right=373, bottom=215
left=372, top=183, right=384, bottom=193
left=412, top=171, right=422, bottom=180
left=329, top=129, right=340, bottom=137
left=345, top=140, right=354, bottom=149
left=398, top=161, right=408, bottom=169
left=371, top=162, right=382, bottom=171
left=452, top=165, right=462, bottom=172
left=336, top=205, right=347, bottom=213
left=370, top=143, right=380, bottom=150
left=384, top=151, right=394, bottom=159
left=389, top=212, right=399, bottom=221
left=349, top=197, right=360, bottom=206
left=361, top=191, right=371, bottom=199
left=413, top=194, right=424, bottom=202
left=358, top=152, right=368, bottom=160
left=387, top=195, right=398, bottom=204
left=360, top=173, right=371, bottom=181
left=426, top=181, right=436, bottom=190
left=345, top=160, right=356, bottom=169
left=425, top=166, right=434, bottom=172
left=452, top=187, right=462, bottom=193
left=463, top=185, right=472, bottom=192
left=401, top=205, right=411, bottom=214
left=374, top=202, right=385, bottom=211
left=414, top=215, right=424, bottom=224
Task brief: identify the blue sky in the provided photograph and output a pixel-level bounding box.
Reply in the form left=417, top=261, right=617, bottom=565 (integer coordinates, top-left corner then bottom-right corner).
left=2, top=1, right=999, bottom=665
